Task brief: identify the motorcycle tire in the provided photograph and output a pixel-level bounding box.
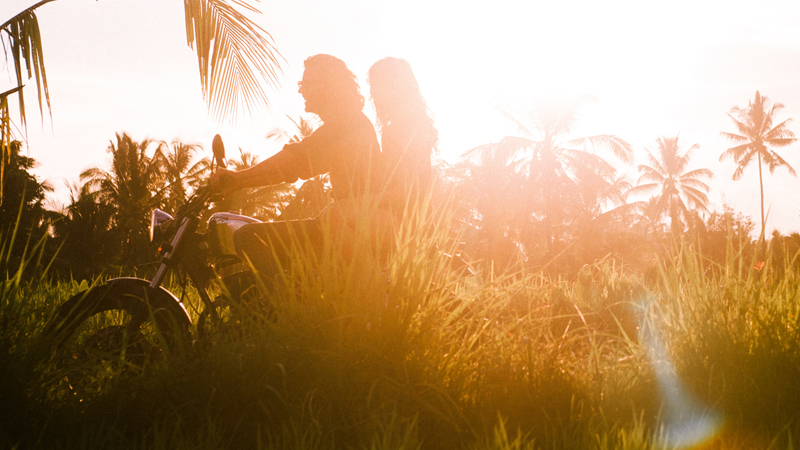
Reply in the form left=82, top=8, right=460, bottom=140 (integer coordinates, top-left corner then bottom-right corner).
left=44, top=278, right=193, bottom=398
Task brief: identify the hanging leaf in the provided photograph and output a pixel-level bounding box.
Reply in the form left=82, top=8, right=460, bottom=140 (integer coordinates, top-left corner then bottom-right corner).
left=184, top=0, right=283, bottom=122
left=1, top=1, right=54, bottom=130
left=0, top=86, right=24, bottom=206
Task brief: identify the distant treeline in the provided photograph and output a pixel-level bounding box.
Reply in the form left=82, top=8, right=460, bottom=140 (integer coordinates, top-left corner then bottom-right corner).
left=4, top=91, right=799, bottom=280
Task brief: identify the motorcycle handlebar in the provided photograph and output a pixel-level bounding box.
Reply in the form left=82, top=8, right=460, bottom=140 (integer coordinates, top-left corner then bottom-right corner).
left=173, top=134, right=229, bottom=218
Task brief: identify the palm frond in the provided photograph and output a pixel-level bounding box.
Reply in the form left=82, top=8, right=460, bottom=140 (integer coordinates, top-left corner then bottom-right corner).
left=636, top=168, right=666, bottom=185
left=626, top=183, right=658, bottom=197
left=640, top=148, right=666, bottom=177
left=719, top=143, right=749, bottom=163
left=0, top=86, right=24, bottom=203
left=463, top=137, right=532, bottom=166
left=679, top=168, right=713, bottom=181
left=682, top=185, right=710, bottom=205
left=764, top=118, right=795, bottom=142
left=764, top=149, right=797, bottom=176
left=720, top=130, right=748, bottom=144
left=496, top=106, right=537, bottom=138
left=184, top=0, right=283, bottom=122
left=563, top=134, right=634, bottom=164
left=725, top=112, right=753, bottom=137
left=561, top=147, right=617, bottom=176
left=731, top=162, right=748, bottom=181
left=1, top=0, right=55, bottom=128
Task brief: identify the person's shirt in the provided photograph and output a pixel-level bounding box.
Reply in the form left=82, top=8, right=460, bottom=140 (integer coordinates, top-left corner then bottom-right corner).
left=268, top=110, right=380, bottom=201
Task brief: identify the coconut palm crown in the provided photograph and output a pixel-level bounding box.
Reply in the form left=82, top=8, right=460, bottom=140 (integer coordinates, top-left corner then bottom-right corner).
left=720, top=91, right=797, bottom=244
left=629, top=135, right=712, bottom=235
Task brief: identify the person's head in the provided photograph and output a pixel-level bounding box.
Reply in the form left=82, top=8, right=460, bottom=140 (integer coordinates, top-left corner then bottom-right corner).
left=298, top=54, right=364, bottom=118
left=367, top=57, right=432, bottom=130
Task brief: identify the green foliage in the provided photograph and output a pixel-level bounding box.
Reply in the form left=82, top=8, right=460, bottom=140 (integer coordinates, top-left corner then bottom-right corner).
left=78, top=133, right=165, bottom=268
left=50, top=133, right=211, bottom=278
left=0, top=141, right=50, bottom=236
left=5, top=195, right=800, bottom=449
left=0, top=223, right=64, bottom=448
left=49, top=183, right=122, bottom=279
left=444, top=96, right=634, bottom=275
left=0, top=140, right=55, bottom=278
left=3, top=123, right=800, bottom=449
left=0, top=0, right=282, bottom=195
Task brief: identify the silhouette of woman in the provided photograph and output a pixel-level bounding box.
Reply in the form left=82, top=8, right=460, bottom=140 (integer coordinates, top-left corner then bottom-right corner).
left=368, top=57, right=438, bottom=217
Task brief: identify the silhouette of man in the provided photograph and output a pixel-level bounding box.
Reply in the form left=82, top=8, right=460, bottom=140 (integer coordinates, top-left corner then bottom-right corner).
left=212, top=54, right=380, bottom=282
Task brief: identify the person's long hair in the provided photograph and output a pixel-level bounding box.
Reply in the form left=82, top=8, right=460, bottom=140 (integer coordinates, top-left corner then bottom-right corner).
left=304, top=54, right=364, bottom=114
left=368, top=57, right=438, bottom=151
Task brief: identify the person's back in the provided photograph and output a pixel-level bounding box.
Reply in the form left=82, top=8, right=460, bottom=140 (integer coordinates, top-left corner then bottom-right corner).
left=281, top=108, right=379, bottom=202
left=368, top=57, right=438, bottom=217
left=379, top=117, right=435, bottom=204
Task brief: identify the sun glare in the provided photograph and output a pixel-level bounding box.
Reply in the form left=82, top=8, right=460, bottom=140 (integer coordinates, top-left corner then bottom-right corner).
left=369, top=0, right=733, bottom=162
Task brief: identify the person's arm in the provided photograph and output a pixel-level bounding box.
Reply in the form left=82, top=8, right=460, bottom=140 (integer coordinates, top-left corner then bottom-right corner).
left=211, top=146, right=303, bottom=192
left=211, top=123, right=333, bottom=193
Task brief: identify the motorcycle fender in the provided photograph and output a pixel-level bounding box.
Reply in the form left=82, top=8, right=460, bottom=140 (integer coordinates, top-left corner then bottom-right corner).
left=104, top=277, right=193, bottom=325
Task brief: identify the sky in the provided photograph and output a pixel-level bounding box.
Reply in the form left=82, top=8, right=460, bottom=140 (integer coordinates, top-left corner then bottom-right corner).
left=2, top=0, right=800, bottom=235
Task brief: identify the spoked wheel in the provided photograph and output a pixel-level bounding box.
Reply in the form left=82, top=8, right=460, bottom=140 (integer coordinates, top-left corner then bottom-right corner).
left=44, top=278, right=192, bottom=399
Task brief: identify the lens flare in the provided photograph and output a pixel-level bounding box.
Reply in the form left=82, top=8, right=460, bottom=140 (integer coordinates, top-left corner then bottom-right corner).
left=640, top=300, right=723, bottom=449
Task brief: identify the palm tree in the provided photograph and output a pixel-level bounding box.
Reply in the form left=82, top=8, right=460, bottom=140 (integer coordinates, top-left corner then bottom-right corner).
left=628, top=135, right=712, bottom=236
left=155, top=139, right=210, bottom=213
left=0, top=140, right=52, bottom=238
left=50, top=181, right=120, bottom=278
left=484, top=96, right=633, bottom=257
left=720, top=91, right=797, bottom=246
left=452, top=141, right=530, bottom=270
left=0, top=0, right=282, bottom=197
left=80, top=133, right=165, bottom=265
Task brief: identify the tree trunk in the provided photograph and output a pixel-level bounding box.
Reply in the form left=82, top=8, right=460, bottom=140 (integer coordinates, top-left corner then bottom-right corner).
left=758, top=152, right=766, bottom=260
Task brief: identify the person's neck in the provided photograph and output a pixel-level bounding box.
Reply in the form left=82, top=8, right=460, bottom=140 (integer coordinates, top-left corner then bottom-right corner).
left=315, top=110, right=333, bottom=122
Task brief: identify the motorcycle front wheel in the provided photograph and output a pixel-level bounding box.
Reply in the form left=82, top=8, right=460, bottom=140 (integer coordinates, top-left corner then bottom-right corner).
left=44, top=278, right=192, bottom=399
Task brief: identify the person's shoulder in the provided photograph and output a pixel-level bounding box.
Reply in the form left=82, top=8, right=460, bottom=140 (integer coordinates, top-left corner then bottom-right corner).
left=332, top=110, right=372, bottom=127
left=337, top=111, right=377, bottom=138
left=325, top=108, right=368, bottom=121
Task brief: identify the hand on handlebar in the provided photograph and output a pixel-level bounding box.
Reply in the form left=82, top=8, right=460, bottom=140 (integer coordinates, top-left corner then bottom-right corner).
left=210, top=168, right=238, bottom=195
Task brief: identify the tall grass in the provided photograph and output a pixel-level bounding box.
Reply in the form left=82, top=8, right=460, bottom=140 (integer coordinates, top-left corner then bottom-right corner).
left=3, top=202, right=800, bottom=449
left=0, top=218, right=74, bottom=447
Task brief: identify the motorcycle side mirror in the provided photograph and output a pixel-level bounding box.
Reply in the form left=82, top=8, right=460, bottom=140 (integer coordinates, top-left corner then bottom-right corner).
left=212, top=134, right=227, bottom=171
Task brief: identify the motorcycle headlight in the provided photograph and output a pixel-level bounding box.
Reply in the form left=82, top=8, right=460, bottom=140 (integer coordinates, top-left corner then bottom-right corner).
left=150, top=209, right=174, bottom=242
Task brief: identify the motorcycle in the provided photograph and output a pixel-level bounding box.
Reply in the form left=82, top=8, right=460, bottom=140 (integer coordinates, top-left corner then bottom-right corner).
left=44, top=135, right=263, bottom=366
left=44, top=134, right=477, bottom=382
